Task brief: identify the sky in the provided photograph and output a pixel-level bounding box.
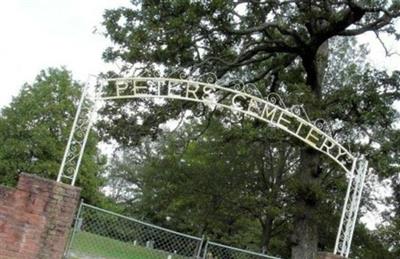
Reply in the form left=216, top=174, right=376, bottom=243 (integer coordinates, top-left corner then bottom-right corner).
left=0, top=0, right=399, bottom=230
left=0, top=1, right=399, bottom=108
left=0, top=0, right=130, bottom=107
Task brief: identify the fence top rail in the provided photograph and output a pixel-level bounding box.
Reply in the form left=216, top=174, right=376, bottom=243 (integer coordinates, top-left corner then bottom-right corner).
left=81, top=202, right=202, bottom=241
left=207, top=241, right=281, bottom=259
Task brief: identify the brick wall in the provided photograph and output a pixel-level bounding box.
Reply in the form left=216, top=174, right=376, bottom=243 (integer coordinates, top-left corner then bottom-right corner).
left=0, top=173, right=81, bottom=259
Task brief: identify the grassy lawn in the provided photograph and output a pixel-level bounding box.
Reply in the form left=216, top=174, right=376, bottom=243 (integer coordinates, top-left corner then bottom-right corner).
left=67, top=231, right=189, bottom=259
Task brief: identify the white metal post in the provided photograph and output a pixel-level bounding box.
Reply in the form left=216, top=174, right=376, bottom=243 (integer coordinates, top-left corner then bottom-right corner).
left=334, top=157, right=369, bottom=257
left=71, top=105, right=96, bottom=186
left=57, top=84, right=89, bottom=182
left=345, top=160, right=368, bottom=257
left=334, top=158, right=357, bottom=254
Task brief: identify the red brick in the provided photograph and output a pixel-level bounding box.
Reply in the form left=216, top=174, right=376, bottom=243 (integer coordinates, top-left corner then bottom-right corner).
left=0, top=173, right=81, bottom=259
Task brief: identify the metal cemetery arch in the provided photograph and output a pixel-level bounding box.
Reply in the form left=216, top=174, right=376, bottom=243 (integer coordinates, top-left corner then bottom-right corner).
left=57, top=76, right=368, bottom=258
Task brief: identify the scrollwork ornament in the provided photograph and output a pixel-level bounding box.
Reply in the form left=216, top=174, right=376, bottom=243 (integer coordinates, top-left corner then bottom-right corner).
left=243, top=83, right=263, bottom=98
left=151, top=69, right=161, bottom=78
left=75, top=128, right=85, bottom=139
left=197, top=72, right=217, bottom=84
left=66, top=167, right=75, bottom=177
left=66, top=152, right=76, bottom=163
left=166, top=67, right=188, bottom=80
left=289, top=104, right=312, bottom=122
left=69, top=145, right=78, bottom=154
left=137, top=68, right=160, bottom=78
left=313, top=118, right=330, bottom=133
left=290, top=105, right=302, bottom=117
left=230, top=80, right=244, bottom=91
left=76, top=116, right=85, bottom=125
left=267, top=92, right=286, bottom=108
left=179, top=70, right=189, bottom=80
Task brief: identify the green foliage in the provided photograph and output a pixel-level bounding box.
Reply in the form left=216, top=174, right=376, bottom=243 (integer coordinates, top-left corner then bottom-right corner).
left=351, top=224, right=398, bottom=259
left=102, top=0, right=400, bottom=80
left=99, top=1, right=400, bottom=257
left=0, top=67, right=106, bottom=204
left=104, top=118, right=304, bottom=257
left=375, top=174, right=400, bottom=258
left=101, top=50, right=400, bottom=258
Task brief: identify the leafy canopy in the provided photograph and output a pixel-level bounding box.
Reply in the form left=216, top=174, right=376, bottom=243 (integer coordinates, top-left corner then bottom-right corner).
left=0, top=67, right=106, bottom=204
left=100, top=1, right=400, bottom=257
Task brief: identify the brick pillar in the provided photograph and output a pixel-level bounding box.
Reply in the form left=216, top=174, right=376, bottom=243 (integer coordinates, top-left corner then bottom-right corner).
left=317, top=252, right=347, bottom=259
left=0, top=173, right=81, bottom=259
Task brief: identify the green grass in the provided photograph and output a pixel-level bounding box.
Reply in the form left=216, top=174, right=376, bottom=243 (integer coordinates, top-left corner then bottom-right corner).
left=67, top=231, right=188, bottom=259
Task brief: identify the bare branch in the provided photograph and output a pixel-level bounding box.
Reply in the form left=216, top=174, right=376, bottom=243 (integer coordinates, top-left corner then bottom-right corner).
left=374, top=31, right=391, bottom=57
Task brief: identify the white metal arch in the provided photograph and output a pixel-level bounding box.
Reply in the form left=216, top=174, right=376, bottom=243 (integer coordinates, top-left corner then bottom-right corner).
left=57, top=76, right=368, bottom=258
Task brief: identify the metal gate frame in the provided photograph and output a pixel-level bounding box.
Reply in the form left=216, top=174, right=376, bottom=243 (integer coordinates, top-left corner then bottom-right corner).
left=58, top=75, right=369, bottom=257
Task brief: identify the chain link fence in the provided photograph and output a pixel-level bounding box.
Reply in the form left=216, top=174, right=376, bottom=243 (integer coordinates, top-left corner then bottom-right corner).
left=203, top=242, right=280, bottom=259
left=65, top=202, right=280, bottom=259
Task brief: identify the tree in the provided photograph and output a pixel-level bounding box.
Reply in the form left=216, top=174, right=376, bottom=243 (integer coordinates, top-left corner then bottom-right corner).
left=375, top=172, right=400, bottom=257
left=0, top=67, right=106, bottom=204
left=100, top=1, right=400, bottom=258
left=105, top=118, right=295, bottom=257
left=104, top=69, right=400, bottom=256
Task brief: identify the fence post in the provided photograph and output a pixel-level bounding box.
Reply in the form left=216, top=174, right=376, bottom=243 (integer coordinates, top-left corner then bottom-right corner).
left=202, top=239, right=209, bottom=259
left=195, top=235, right=205, bottom=258
left=64, top=199, right=84, bottom=258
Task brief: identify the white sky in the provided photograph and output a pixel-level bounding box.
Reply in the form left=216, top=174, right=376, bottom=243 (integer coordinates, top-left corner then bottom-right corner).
left=0, top=0, right=130, bottom=107
left=0, top=0, right=399, bottom=230
left=0, top=1, right=399, bottom=108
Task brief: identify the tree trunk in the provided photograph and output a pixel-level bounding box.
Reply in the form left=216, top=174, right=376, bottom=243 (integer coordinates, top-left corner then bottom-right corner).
left=260, top=218, right=273, bottom=254
left=291, top=40, right=329, bottom=259
left=291, top=148, right=321, bottom=259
